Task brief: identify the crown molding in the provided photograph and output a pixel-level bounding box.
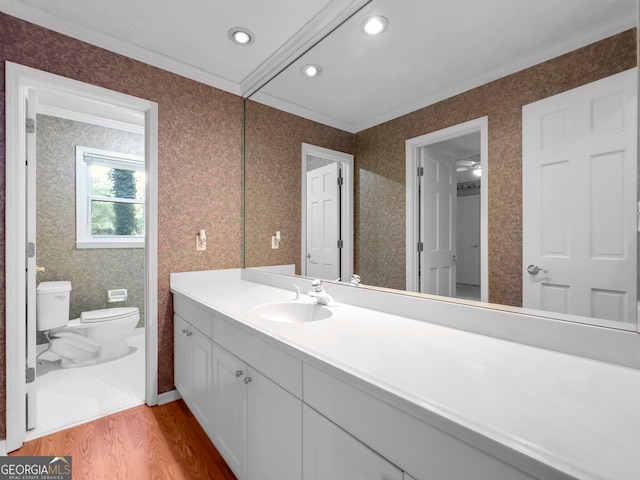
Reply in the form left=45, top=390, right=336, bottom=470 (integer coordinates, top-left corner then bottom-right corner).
left=240, top=0, right=372, bottom=98
left=0, top=1, right=241, bottom=95
left=251, top=17, right=636, bottom=134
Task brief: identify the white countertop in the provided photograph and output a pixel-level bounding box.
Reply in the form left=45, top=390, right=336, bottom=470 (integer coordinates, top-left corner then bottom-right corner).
left=170, top=271, right=640, bottom=480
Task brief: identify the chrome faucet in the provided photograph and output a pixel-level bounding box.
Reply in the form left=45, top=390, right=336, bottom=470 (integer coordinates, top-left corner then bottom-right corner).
left=308, top=279, right=336, bottom=306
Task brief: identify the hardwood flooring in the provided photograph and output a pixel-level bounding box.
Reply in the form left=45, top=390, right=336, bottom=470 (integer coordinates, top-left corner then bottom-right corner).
left=9, top=400, right=237, bottom=480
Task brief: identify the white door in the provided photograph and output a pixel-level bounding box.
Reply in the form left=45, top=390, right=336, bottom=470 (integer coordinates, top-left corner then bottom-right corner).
left=190, top=328, right=214, bottom=434
left=421, top=150, right=457, bottom=296
left=212, top=345, right=247, bottom=480
left=456, top=194, right=481, bottom=285
left=247, top=368, right=302, bottom=480
left=522, top=68, right=637, bottom=324
left=306, top=162, right=340, bottom=280
left=26, top=89, right=38, bottom=431
left=173, top=315, right=190, bottom=399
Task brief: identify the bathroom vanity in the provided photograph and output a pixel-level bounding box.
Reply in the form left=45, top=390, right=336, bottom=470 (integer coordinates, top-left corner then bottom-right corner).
left=170, top=268, right=640, bottom=480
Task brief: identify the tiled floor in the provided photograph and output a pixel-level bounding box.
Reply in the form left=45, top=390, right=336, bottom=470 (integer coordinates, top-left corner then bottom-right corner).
left=456, top=283, right=481, bottom=301
left=27, top=329, right=146, bottom=441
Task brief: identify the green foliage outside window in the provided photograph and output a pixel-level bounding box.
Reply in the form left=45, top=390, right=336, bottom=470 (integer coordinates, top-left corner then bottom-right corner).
left=109, top=168, right=137, bottom=235
left=88, top=164, right=144, bottom=236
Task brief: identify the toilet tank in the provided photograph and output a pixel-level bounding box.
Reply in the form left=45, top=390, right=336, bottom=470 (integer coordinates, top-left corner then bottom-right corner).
left=36, top=281, right=72, bottom=330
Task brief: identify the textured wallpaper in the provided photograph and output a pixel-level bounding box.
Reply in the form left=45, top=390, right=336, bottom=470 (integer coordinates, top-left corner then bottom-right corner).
left=244, top=100, right=354, bottom=273
left=0, top=12, right=243, bottom=437
left=354, top=29, right=637, bottom=304
left=36, top=115, right=145, bottom=325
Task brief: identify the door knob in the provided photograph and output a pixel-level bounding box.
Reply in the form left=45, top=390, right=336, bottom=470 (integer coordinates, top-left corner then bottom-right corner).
left=527, top=264, right=548, bottom=275
left=244, top=377, right=252, bottom=384
left=235, top=370, right=243, bottom=377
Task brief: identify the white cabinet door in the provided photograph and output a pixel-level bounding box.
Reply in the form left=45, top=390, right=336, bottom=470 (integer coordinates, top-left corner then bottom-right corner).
left=173, top=315, right=190, bottom=399
left=303, top=405, right=403, bottom=480
left=190, top=325, right=214, bottom=436
left=212, top=344, right=248, bottom=480
left=247, top=367, right=302, bottom=480
left=173, top=314, right=214, bottom=436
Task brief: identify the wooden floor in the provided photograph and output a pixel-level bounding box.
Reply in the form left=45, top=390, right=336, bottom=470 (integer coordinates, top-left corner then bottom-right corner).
left=9, top=400, right=237, bottom=480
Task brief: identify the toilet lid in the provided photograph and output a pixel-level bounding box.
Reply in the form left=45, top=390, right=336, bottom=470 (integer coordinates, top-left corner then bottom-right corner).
left=80, top=307, right=139, bottom=323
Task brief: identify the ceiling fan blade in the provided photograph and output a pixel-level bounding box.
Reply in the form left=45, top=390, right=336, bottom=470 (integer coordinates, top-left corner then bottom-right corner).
left=457, top=159, right=475, bottom=167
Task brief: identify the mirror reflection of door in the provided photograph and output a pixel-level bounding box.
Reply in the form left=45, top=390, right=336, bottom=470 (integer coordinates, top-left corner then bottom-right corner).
left=522, top=68, right=637, bottom=325
left=301, top=144, right=354, bottom=282
left=417, top=133, right=482, bottom=301
left=306, top=161, right=341, bottom=280
left=457, top=195, right=481, bottom=290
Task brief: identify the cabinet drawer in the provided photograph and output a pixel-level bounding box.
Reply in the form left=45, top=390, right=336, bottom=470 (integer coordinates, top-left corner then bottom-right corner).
left=213, top=314, right=302, bottom=398
left=173, top=294, right=213, bottom=339
left=304, top=364, right=535, bottom=480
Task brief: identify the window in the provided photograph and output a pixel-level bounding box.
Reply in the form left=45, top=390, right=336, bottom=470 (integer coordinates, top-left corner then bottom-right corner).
left=76, top=146, right=145, bottom=248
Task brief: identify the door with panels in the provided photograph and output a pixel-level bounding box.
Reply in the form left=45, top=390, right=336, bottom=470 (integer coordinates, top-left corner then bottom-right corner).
left=173, top=314, right=214, bottom=433
left=522, top=68, right=637, bottom=324
left=212, top=344, right=247, bottom=480
left=247, top=367, right=302, bottom=480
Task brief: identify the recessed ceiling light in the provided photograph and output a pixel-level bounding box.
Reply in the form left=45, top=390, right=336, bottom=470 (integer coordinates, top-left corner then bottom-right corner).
left=228, top=27, right=254, bottom=46
left=301, top=64, right=322, bottom=78
left=362, top=16, right=388, bottom=35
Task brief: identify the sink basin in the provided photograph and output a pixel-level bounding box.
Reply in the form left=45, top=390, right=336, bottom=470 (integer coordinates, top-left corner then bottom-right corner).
left=252, top=301, right=333, bottom=323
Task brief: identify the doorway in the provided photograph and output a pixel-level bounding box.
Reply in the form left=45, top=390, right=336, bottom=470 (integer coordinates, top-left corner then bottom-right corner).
left=5, top=62, right=159, bottom=452
left=301, top=143, right=353, bottom=282
left=405, top=117, right=488, bottom=302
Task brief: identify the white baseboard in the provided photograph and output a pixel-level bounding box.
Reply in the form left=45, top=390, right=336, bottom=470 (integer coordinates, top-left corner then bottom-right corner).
left=157, top=389, right=181, bottom=405
left=0, top=440, right=7, bottom=456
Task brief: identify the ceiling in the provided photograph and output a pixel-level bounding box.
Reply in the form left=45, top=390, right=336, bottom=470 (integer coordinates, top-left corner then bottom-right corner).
left=1, top=0, right=636, bottom=132
left=0, top=0, right=368, bottom=95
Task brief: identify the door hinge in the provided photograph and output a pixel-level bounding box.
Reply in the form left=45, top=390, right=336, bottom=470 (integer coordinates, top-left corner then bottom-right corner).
left=417, top=166, right=424, bottom=177
left=26, top=242, right=35, bottom=258
left=26, top=367, right=35, bottom=384
left=26, top=117, right=35, bottom=134
left=337, top=239, right=344, bottom=249
left=337, top=175, right=344, bottom=186
left=417, top=242, right=424, bottom=252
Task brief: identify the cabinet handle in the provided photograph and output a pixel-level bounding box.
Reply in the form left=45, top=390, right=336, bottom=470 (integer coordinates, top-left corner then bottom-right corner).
left=186, top=330, right=192, bottom=336
left=182, top=328, right=188, bottom=334
left=235, top=370, right=243, bottom=377
left=243, top=377, right=252, bottom=384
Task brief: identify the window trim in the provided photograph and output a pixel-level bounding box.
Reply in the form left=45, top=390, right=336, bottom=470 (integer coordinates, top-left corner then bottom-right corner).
left=76, top=146, right=145, bottom=249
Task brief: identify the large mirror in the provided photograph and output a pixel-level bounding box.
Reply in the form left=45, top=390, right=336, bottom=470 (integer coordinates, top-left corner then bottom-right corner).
left=244, top=0, right=638, bottom=331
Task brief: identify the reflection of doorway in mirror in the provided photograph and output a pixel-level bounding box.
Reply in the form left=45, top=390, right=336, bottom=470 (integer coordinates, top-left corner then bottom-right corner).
left=301, top=143, right=354, bottom=282
left=420, top=135, right=482, bottom=300
left=406, top=117, right=488, bottom=302
left=457, top=195, right=481, bottom=294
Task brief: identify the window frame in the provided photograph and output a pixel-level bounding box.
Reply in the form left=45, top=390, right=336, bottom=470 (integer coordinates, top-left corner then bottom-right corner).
left=76, top=146, right=145, bottom=249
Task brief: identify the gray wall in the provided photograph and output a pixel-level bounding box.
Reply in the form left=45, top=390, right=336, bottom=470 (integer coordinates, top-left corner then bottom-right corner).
left=36, top=114, right=145, bottom=325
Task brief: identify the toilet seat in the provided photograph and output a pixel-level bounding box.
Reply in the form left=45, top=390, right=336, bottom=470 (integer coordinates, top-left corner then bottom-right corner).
left=80, top=307, right=138, bottom=324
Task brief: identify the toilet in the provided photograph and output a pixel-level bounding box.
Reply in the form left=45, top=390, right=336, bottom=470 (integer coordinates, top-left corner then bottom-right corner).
left=36, top=281, right=140, bottom=368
